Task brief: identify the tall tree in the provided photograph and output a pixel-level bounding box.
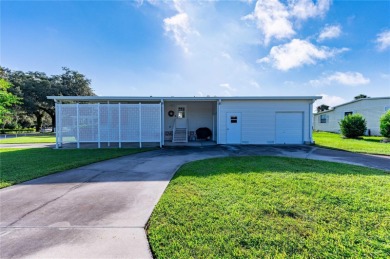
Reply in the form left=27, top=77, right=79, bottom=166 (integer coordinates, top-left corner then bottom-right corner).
left=43, top=67, right=95, bottom=131
left=2, top=67, right=95, bottom=132
left=0, top=78, right=21, bottom=126
left=354, top=94, right=369, bottom=100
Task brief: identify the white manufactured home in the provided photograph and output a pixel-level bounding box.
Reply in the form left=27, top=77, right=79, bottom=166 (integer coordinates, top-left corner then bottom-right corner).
left=47, top=96, right=321, bottom=148
left=314, top=97, right=390, bottom=136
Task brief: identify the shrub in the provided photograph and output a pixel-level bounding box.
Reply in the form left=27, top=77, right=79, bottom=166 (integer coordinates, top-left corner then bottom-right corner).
left=380, top=110, right=390, bottom=138
left=339, top=114, right=367, bottom=138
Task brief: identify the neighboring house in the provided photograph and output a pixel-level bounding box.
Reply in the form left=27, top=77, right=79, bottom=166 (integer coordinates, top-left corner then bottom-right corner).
left=47, top=96, right=321, bottom=148
left=314, top=97, right=390, bottom=136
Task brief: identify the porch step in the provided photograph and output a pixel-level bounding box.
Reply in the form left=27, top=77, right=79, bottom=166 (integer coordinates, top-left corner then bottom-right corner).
left=173, top=128, right=188, bottom=143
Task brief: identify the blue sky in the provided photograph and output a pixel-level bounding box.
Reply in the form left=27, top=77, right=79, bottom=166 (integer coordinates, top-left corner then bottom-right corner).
left=2, top=0, right=390, bottom=108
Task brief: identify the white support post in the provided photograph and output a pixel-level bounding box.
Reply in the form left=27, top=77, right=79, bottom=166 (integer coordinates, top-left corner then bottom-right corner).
left=217, top=99, right=221, bottom=144
left=160, top=100, right=164, bottom=148
left=139, top=102, right=142, bottom=148
left=57, top=102, right=63, bottom=148
left=107, top=101, right=110, bottom=147
left=118, top=103, right=122, bottom=148
left=97, top=103, right=101, bottom=148
left=212, top=114, right=215, bottom=142
left=55, top=102, right=59, bottom=149
left=76, top=103, right=80, bottom=149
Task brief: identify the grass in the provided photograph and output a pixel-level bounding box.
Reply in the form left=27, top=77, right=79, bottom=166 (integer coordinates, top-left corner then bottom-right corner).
left=313, top=131, right=390, bottom=156
left=0, top=134, right=56, bottom=144
left=147, top=156, right=390, bottom=258
left=0, top=148, right=153, bottom=188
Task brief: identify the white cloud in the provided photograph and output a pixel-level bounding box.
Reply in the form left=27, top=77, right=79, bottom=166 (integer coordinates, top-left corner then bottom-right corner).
left=250, top=80, right=260, bottom=88
left=289, top=0, right=331, bottom=20
left=376, top=30, right=390, bottom=51
left=164, top=13, right=194, bottom=54
left=219, top=83, right=236, bottom=91
left=243, top=0, right=331, bottom=44
left=258, top=39, right=348, bottom=71
left=327, top=72, right=370, bottom=85
left=163, top=1, right=200, bottom=54
left=310, top=71, right=370, bottom=86
left=314, top=94, right=346, bottom=110
left=219, top=83, right=237, bottom=96
left=243, top=0, right=295, bottom=45
left=318, top=25, right=342, bottom=41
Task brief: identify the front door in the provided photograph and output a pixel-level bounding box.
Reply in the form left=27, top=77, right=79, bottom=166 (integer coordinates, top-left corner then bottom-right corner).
left=175, top=105, right=187, bottom=128
left=226, top=112, right=241, bottom=144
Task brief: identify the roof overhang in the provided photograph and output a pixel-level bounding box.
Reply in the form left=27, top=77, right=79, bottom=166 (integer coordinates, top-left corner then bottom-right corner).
left=47, top=96, right=322, bottom=103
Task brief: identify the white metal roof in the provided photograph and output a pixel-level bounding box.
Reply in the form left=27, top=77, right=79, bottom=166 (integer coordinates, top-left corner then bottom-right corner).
left=47, top=96, right=322, bottom=102
left=314, top=97, right=390, bottom=115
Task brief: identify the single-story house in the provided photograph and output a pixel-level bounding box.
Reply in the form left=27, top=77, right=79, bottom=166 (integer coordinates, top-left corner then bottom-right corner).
left=314, top=97, right=390, bottom=136
left=47, top=96, right=321, bottom=148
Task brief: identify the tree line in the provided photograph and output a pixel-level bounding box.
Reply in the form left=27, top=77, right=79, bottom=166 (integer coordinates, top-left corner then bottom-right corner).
left=0, top=67, right=95, bottom=132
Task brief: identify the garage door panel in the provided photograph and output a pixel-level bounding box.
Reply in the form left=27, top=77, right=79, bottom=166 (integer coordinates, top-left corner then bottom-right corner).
left=275, top=112, right=303, bottom=144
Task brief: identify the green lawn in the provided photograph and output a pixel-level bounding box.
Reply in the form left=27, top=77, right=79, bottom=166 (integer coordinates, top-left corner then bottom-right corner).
left=313, top=131, right=390, bottom=155
left=0, top=148, right=153, bottom=188
left=148, top=156, right=390, bottom=258
left=0, top=134, right=56, bottom=144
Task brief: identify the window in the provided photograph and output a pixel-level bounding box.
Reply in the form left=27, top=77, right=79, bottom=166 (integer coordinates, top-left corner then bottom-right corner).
left=177, top=107, right=186, bottom=118
left=230, top=116, right=238, bottom=123
left=344, top=111, right=353, bottom=117
left=320, top=114, right=327, bottom=123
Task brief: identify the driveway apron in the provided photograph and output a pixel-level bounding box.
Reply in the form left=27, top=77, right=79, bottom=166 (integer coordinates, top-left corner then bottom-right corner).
left=0, top=148, right=227, bottom=258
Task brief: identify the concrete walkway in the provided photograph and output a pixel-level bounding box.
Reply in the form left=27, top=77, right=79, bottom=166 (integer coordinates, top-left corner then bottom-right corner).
left=1, top=146, right=389, bottom=258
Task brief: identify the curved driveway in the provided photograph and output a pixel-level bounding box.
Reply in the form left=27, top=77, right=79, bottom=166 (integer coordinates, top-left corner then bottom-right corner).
left=1, top=145, right=389, bottom=258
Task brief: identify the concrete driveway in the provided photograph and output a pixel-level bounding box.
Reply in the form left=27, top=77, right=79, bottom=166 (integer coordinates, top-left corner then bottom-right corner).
left=1, top=146, right=389, bottom=258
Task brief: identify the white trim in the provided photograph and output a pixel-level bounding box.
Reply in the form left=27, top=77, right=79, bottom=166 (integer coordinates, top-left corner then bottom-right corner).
left=47, top=96, right=322, bottom=102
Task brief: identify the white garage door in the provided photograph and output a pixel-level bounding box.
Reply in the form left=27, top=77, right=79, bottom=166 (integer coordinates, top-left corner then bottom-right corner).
left=275, top=112, right=303, bottom=144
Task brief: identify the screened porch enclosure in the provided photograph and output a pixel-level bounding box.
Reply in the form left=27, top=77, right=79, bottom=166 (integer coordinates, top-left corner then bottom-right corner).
left=56, top=103, right=162, bottom=148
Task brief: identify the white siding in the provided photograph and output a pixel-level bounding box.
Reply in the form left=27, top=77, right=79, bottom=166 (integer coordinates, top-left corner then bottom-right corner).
left=314, top=98, right=390, bottom=136
left=218, top=100, right=312, bottom=144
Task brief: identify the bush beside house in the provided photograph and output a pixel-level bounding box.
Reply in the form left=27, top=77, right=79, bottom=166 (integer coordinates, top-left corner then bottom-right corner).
left=380, top=110, right=390, bottom=138
left=339, top=114, right=367, bottom=138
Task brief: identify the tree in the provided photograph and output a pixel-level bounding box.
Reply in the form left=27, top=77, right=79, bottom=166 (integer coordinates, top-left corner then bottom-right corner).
left=42, top=67, right=95, bottom=131
left=380, top=110, right=390, bottom=138
left=316, top=104, right=330, bottom=113
left=354, top=94, right=369, bottom=100
left=0, top=78, right=21, bottom=126
left=2, top=67, right=95, bottom=132
left=339, top=114, right=367, bottom=138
